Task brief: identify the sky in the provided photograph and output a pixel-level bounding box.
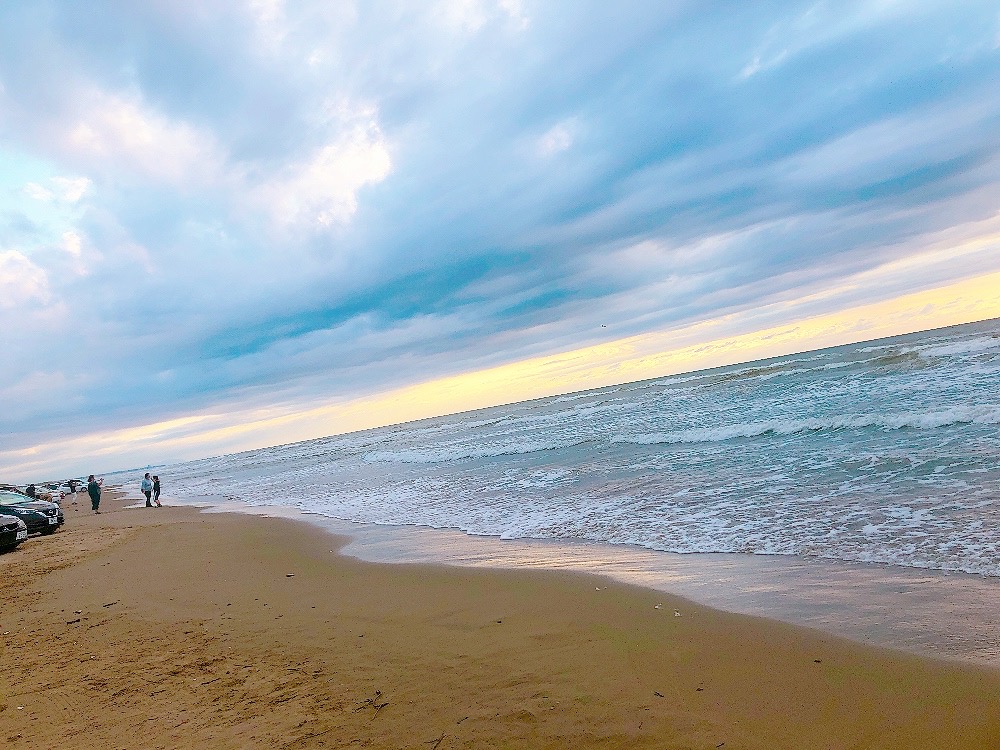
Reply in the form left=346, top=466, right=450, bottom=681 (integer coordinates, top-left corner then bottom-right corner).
left=1, top=0, right=999, bottom=482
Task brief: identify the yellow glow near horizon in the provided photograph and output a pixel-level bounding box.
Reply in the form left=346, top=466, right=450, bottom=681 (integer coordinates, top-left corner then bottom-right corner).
left=3, top=266, right=1000, bottom=481
left=323, top=269, right=1000, bottom=431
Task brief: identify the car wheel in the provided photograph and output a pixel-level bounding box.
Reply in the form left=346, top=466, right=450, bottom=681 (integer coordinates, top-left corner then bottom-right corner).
left=40, top=527, right=57, bottom=535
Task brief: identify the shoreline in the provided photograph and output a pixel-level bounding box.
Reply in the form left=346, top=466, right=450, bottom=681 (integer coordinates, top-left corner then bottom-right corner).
left=3, top=490, right=1000, bottom=748
left=180, top=494, right=1000, bottom=667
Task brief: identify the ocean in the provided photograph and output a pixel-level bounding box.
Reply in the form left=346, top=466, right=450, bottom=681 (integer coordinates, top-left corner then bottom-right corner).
left=159, top=317, right=1000, bottom=579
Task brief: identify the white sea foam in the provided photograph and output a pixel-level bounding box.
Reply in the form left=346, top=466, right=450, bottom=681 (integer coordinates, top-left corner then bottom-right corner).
left=754, top=367, right=816, bottom=381
left=363, top=437, right=591, bottom=464
left=914, top=336, right=1000, bottom=358
left=551, top=393, right=590, bottom=403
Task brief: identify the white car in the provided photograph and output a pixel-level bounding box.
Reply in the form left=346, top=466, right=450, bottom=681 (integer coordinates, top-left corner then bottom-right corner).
left=35, top=486, right=64, bottom=503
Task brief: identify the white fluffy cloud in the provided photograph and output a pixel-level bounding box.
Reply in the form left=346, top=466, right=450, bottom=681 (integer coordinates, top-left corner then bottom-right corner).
left=437, top=0, right=530, bottom=32
left=536, top=119, right=577, bottom=157
left=23, top=182, right=54, bottom=201
left=52, top=176, right=91, bottom=202
left=45, top=82, right=391, bottom=232
left=61, top=230, right=82, bottom=258
left=64, top=89, right=222, bottom=185
left=24, top=175, right=91, bottom=203
left=0, top=250, right=50, bottom=307
left=251, top=106, right=392, bottom=230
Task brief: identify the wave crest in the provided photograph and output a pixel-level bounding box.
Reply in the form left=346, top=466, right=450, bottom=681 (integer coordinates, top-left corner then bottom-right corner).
left=364, top=438, right=591, bottom=464
left=615, top=404, right=1000, bottom=446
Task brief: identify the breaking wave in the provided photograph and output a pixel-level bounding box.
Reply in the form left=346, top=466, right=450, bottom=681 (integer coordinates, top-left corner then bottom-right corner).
left=615, top=404, right=1000, bottom=446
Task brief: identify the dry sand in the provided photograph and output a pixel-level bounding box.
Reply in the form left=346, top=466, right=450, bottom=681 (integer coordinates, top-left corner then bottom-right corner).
left=2, top=490, right=999, bottom=749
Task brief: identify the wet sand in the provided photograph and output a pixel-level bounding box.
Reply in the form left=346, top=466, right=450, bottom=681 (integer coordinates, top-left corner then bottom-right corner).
left=2, top=491, right=999, bottom=749
left=194, top=499, right=1000, bottom=665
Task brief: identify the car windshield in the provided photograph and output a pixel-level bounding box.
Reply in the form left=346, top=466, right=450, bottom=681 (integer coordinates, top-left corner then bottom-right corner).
left=0, top=490, right=31, bottom=505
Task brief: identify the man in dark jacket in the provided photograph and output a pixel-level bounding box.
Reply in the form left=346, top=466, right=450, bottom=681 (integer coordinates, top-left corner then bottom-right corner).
left=87, top=475, right=102, bottom=514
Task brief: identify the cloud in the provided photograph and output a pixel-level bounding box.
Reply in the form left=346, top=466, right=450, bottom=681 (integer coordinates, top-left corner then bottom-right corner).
left=251, top=105, right=392, bottom=230
left=24, top=183, right=53, bottom=202
left=64, top=88, right=223, bottom=185
left=52, top=176, right=91, bottom=202
left=438, top=0, right=530, bottom=32
left=61, top=230, right=83, bottom=258
left=248, top=0, right=288, bottom=47
left=536, top=119, right=577, bottom=157
left=0, top=249, right=50, bottom=307
left=24, top=175, right=91, bottom=203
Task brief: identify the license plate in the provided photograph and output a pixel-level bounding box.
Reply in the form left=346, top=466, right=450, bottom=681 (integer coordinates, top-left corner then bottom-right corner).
left=16, top=530, right=27, bottom=540
left=48, top=516, right=57, bottom=524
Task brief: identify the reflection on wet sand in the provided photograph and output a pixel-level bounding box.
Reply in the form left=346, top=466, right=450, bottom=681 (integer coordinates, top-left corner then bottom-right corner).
left=189, top=497, right=1000, bottom=666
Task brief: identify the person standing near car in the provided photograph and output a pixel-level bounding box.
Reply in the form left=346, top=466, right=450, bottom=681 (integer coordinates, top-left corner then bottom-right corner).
left=152, top=475, right=162, bottom=507
left=87, top=475, right=102, bottom=513
left=140, top=473, right=153, bottom=507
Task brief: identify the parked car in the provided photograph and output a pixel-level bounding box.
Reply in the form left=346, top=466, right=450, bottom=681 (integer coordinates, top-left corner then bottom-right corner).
left=0, top=491, right=64, bottom=535
left=35, top=485, right=64, bottom=503
left=0, top=513, right=28, bottom=551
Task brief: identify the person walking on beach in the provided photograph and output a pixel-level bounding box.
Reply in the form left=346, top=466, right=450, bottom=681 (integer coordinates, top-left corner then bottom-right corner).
left=87, top=475, right=103, bottom=514
left=152, top=475, right=162, bottom=507
left=140, top=473, right=153, bottom=507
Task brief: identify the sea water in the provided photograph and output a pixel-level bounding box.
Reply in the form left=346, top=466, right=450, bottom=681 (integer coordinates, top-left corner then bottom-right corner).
left=160, top=317, right=1000, bottom=578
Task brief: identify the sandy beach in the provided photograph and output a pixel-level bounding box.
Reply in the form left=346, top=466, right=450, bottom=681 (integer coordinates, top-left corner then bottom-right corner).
left=2, top=492, right=999, bottom=749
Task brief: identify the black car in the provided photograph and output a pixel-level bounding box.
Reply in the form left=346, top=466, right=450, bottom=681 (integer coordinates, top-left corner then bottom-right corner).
left=0, top=490, right=64, bottom=535
left=0, top=513, right=28, bottom=551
